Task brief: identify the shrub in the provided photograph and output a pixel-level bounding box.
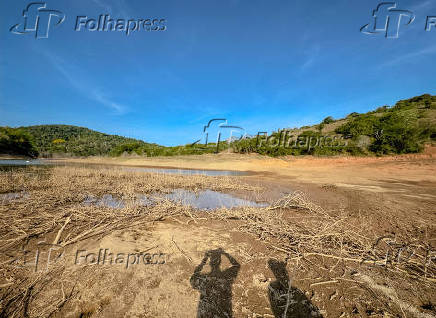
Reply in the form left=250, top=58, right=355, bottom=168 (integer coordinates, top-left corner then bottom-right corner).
left=322, top=116, right=335, bottom=124
left=346, top=112, right=360, bottom=118
left=335, top=114, right=379, bottom=137
left=369, top=112, right=422, bottom=154
left=0, top=127, right=39, bottom=158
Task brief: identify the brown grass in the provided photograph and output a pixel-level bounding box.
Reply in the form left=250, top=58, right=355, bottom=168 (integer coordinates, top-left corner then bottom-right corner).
left=0, top=166, right=434, bottom=317
left=0, top=166, right=260, bottom=317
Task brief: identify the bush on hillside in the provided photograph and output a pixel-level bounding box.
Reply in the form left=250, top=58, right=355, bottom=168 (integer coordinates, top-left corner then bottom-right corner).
left=0, top=127, right=39, bottom=158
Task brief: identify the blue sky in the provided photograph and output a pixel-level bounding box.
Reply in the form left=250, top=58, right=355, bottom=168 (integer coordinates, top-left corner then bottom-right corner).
left=0, top=0, right=435, bottom=146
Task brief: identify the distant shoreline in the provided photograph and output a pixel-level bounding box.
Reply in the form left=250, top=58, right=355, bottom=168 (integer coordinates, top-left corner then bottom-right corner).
left=0, top=154, right=33, bottom=160
left=45, top=150, right=435, bottom=187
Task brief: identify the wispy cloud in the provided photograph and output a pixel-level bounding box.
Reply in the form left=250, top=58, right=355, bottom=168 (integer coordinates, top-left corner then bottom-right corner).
left=92, top=90, right=126, bottom=113
left=301, top=56, right=316, bottom=70
left=91, top=0, right=131, bottom=19
left=91, top=0, right=112, bottom=13
left=39, top=50, right=127, bottom=114
left=300, top=45, right=321, bottom=71
left=379, top=46, right=436, bottom=68
left=410, top=0, right=434, bottom=12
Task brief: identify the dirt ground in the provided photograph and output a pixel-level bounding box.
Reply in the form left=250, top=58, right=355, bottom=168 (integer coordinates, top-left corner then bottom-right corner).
left=55, top=149, right=436, bottom=199
left=1, top=151, right=435, bottom=317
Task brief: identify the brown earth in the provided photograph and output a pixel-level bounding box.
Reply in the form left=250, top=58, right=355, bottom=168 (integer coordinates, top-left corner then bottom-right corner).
left=1, top=151, right=435, bottom=318
left=53, top=147, right=436, bottom=194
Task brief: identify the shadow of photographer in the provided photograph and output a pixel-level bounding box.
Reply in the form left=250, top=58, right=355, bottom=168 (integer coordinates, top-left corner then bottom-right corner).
left=190, top=248, right=240, bottom=318
left=268, top=259, right=322, bottom=318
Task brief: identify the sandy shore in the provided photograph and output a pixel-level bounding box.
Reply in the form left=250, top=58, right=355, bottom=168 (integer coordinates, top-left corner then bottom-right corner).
left=1, top=153, right=435, bottom=317
left=50, top=151, right=436, bottom=192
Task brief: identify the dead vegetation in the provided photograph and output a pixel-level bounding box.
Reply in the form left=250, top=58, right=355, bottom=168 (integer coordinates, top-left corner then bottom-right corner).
left=0, top=165, right=434, bottom=317
left=209, top=191, right=436, bottom=316
left=0, top=166, right=260, bottom=317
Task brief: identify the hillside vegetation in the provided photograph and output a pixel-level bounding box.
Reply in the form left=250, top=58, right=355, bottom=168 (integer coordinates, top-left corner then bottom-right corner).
left=0, top=125, right=226, bottom=158
left=0, top=127, right=39, bottom=158
left=16, top=125, right=163, bottom=157
left=232, top=94, right=436, bottom=156
left=1, top=94, right=435, bottom=158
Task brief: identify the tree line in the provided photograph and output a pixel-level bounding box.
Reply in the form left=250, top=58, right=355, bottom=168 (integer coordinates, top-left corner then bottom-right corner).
left=1, top=94, right=434, bottom=158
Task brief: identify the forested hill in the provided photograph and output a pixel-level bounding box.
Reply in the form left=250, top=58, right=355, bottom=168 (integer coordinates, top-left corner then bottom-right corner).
left=18, top=125, right=157, bottom=157
left=232, top=94, right=436, bottom=156
left=1, top=94, right=435, bottom=158
left=0, top=124, right=209, bottom=158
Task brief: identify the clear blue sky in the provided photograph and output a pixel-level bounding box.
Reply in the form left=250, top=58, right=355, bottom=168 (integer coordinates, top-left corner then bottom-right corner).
left=1, top=0, right=435, bottom=146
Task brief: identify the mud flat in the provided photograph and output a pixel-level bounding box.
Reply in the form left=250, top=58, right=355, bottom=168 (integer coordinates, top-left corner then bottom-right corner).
left=0, top=153, right=435, bottom=317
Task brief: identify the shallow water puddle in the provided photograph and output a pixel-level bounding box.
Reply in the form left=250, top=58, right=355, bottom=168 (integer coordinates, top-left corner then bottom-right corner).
left=83, top=194, right=126, bottom=209
left=165, top=189, right=268, bottom=210
left=0, top=192, right=29, bottom=202
left=82, top=190, right=267, bottom=210
left=0, top=160, right=249, bottom=176
left=82, top=194, right=155, bottom=209
left=122, top=166, right=247, bottom=176
left=0, top=159, right=43, bottom=166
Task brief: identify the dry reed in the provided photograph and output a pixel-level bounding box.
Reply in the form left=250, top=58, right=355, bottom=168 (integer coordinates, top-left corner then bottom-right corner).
left=0, top=165, right=434, bottom=317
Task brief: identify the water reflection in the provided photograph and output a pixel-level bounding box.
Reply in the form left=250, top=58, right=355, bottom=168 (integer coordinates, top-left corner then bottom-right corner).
left=121, top=166, right=247, bottom=176
left=83, top=194, right=125, bottom=209
left=0, top=192, right=29, bottom=202
left=81, top=190, right=267, bottom=211
left=166, top=189, right=268, bottom=210
left=0, top=159, right=43, bottom=167
left=0, top=160, right=248, bottom=176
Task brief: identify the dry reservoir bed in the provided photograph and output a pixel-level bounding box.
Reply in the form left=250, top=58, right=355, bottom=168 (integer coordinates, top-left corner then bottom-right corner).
left=0, top=165, right=435, bottom=317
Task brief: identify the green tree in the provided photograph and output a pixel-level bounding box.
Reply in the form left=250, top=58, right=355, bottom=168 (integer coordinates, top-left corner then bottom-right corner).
left=0, top=127, right=39, bottom=158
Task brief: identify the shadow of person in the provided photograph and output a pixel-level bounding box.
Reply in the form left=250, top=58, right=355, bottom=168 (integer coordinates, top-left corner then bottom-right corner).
left=268, top=259, right=322, bottom=318
left=190, top=248, right=240, bottom=318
